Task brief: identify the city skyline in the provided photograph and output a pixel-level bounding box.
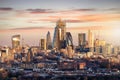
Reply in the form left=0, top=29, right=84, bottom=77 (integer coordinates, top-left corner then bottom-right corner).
left=0, top=1, right=120, bottom=79
left=0, top=0, right=120, bottom=46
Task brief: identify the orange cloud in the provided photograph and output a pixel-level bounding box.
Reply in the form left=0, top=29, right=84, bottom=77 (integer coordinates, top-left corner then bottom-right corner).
left=75, top=13, right=120, bottom=22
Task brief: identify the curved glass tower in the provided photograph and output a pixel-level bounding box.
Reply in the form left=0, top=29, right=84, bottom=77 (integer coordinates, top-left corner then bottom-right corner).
left=66, top=32, right=74, bottom=49
left=53, top=19, right=66, bottom=50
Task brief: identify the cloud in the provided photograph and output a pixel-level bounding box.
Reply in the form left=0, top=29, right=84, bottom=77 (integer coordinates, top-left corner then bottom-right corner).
left=26, top=13, right=120, bottom=24
left=72, top=8, right=96, bottom=12
left=68, top=26, right=113, bottom=30
left=105, top=8, right=120, bottom=11
left=26, top=8, right=54, bottom=14
left=11, top=26, right=52, bottom=30
left=2, top=26, right=113, bottom=31
left=0, top=7, right=13, bottom=11
left=76, top=13, right=120, bottom=22
left=65, top=20, right=84, bottom=23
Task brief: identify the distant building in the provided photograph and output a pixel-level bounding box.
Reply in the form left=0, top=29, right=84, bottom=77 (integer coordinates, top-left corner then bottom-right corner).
left=53, top=19, right=66, bottom=50
left=94, top=39, right=106, bottom=47
left=113, top=46, right=119, bottom=54
left=40, top=39, right=46, bottom=50
left=94, top=39, right=106, bottom=54
left=66, top=32, right=73, bottom=49
left=0, top=47, right=13, bottom=63
left=88, top=30, right=94, bottom=48
left=12, top=35, right=20, bottom=49
left=58, top=60, right=76, bottom=70
left=58, top=60, right=86, bottom=70
left=27, top=48, right=33, bottom=62
left=78, top=33, right=86, bottom=46
left=1, top=47, right=9, bottom=56
left=87, top=30, right=94, bottom=53
left=67, top=46, right=74, bottom=58
left=0, top=51, right=1, bottom=57
left=103, top=44, right=113, bottom=55
left=46, top=31, right=52, bottom=50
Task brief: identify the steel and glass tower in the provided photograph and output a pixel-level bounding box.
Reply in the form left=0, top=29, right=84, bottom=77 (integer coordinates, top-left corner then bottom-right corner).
left=66, top=32, right=73, bottom=49
left=46, top=31, right=52, bottom=49
left=53, top=19, right=66, bottom=50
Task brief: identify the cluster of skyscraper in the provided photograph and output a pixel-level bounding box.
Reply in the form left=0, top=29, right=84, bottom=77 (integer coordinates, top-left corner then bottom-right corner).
left=53, top=19, right=73, bottom=50
left=11, top=19, right=118, bottom=56
left=1, top=19, right=120, bottom=64
left=11, top=19, right=74, bottom=51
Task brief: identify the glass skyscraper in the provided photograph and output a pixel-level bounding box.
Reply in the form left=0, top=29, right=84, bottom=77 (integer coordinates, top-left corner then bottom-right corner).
left=66, top=32, right=73, bottom=49
left=46, top=31, right=52, bottom=49
left=12, top=35, right=20, bottom=49
left=53, top=19, right=66, bottom=50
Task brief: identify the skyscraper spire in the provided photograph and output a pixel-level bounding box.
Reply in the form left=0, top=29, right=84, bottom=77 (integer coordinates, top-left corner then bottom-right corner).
left=46, top=31, right=52, bottom=50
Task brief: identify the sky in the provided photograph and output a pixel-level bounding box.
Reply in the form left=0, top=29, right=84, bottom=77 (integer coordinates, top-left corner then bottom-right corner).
left=0, top=0, right=120, bottom=47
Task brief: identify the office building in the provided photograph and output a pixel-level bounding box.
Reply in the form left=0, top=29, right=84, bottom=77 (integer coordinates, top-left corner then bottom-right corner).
left=46, top=31, right=52, bottom=50
left=94, top=39, right=106, bottom=54
left=53, top=19, right=66, bottom=50
left=88, top=30, right=94, bottom=48
left=78, top=33, right=86, bottom=46
left=66, top=32, right=73, bottom=49
left=102, top=44, right=113, bottom=55
left=40, top=39, right=46, bottom=50
left=94, top=39, right=106, bottom=47
left=12, top=35, right=20, bottom=49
